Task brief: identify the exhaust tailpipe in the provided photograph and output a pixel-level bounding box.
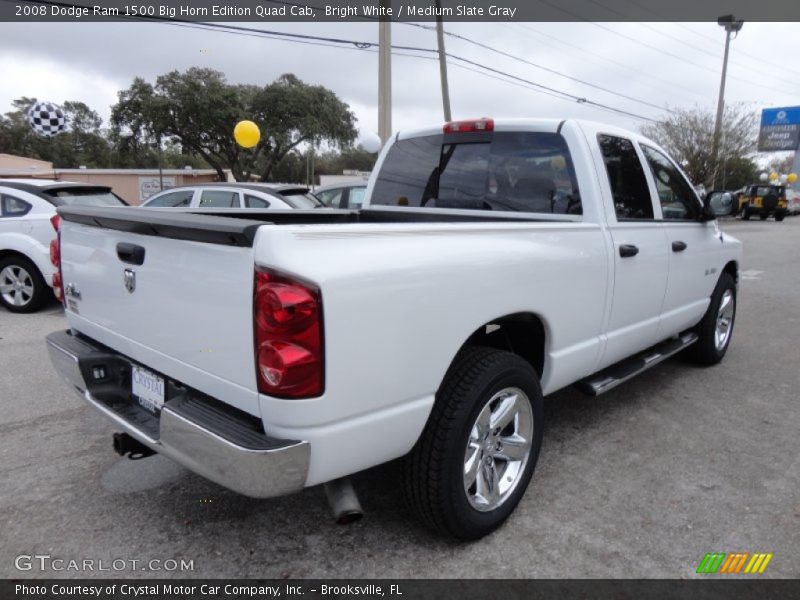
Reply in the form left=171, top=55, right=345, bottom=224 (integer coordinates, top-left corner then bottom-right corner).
left=113, top=432, right=157, bottom=460
left=324, top=477, right=363, bottom=524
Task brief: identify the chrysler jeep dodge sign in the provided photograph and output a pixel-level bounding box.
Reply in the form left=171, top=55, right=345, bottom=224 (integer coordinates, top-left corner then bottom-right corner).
left=758, top=107, right=800, bottom=152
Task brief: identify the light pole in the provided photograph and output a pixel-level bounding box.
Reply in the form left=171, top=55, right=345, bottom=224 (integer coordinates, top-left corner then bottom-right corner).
left=435, top=0, right=451, bottom=121
left=378, top=0, right=392, bottom=145
left=710, top=15, right=743, bottom=189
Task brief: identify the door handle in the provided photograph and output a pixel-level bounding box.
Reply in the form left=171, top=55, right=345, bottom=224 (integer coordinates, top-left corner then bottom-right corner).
left=619, top=244, right=639, bottom=258
left=116, top=242, right=145, bottom=266
left=672, top=241, right=687, bottom=252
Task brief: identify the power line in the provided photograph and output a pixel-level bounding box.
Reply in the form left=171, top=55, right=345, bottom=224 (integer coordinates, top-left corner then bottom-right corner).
left=532, top=0, right=800, bottom=97
left=509, top=23, right=707, bottom=101
left=179, top=20, right=659, bottom=121
left=7, top=0, right=662, bottom=122
left=396, top=21, right=674, bottom=114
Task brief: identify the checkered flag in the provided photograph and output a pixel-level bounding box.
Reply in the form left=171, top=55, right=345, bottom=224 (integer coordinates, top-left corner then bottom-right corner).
left=26, top=101, right=67, bottom=138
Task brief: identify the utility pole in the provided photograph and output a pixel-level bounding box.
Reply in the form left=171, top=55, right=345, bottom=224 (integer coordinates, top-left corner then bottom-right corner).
left=435, top=0, right=451, bottom=121
left=378, top=0, right=392, bottom=145
left=710, top=15, right=743, bottom=189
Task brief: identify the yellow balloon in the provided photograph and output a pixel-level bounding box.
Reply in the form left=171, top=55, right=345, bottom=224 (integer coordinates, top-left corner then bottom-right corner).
left=788, top=173, right=798, bottom=184
left=769, top=171, right=778, bottom=181
left=234, top=120, right=260, bottom=148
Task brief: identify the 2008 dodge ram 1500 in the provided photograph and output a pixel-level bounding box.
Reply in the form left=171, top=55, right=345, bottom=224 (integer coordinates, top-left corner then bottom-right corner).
left=47, top=118, right=741, bottom=540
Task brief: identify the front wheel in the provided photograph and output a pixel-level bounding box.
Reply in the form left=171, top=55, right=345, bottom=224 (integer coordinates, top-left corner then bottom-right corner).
left=404, top=346, right=544, bottom=540
left=760, top=213, right=769, bottom=220
left=0, top=256, right=49, bottom=313
left=775, top=213, right=786, bottom=222
left=741, top=208, right=751, bottom=220
left=688, top=273, right=736, bottom=366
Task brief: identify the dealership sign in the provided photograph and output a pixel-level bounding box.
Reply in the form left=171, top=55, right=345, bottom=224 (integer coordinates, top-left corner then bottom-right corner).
left=758, top=106, right=800, bottom=151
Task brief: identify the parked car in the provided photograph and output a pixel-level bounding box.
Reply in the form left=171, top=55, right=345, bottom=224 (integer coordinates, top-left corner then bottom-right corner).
left=313, top=182, right=368, bottom=209
left=738, top=183, right=788, bottom=221
left=47, top=118, right=741, bottom=540
left=142, top=183, right=323, bottom=210
left=0, top=179, right=126, bottom=312
left=785, top=188, right=800, bottom=215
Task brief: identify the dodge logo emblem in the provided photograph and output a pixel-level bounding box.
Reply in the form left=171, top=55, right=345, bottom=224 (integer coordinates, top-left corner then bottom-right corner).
left=124, top=269, right=136, bottom=293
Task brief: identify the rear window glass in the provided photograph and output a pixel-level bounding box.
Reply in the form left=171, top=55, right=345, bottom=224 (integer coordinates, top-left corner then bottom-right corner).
left=370, top=132, right=581, bottom=215
left=752, top=186, right=784, bottom=197
left=282, top=193, right=321, bottom=209
left=45, top=188, right=127, bottom=207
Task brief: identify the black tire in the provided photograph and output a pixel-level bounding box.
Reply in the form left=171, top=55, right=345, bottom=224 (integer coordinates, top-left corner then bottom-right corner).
left=0, top=255, right=49, bottom=313
left=775, top=213, right=785, bottom=222
left=759, top=213, right=768, bottom=220
left=403, top=346, right=544, bottom=540
left=688, top=273, right=736, bottom=366
left=741, top=208, right=750, bottom=220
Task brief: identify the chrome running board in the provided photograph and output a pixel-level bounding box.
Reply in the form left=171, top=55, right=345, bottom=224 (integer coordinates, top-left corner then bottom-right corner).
left=577, top=332, right=699, bottom=396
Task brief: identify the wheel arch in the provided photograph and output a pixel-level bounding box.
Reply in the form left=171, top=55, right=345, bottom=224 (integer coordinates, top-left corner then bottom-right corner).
left=456, top=312, right=547, bottom=381
left=0, top=248, right=51, bottom=285
left=722, top=260, right=738, bottom=286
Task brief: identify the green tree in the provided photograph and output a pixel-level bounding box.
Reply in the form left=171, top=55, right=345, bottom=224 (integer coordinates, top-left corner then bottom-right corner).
left=641, top=104, right=758, bottom=188
left=111, top=69, right=357, bottom=182
left=0, top=97, right=112, bottom=167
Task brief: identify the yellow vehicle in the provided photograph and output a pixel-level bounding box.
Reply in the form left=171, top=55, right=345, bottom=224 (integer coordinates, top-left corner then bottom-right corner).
left=739, top=184, right=788, bottom=221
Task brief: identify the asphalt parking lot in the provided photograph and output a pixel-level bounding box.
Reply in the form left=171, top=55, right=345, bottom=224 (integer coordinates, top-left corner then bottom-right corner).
left=1, top=217, right=798, bottom=580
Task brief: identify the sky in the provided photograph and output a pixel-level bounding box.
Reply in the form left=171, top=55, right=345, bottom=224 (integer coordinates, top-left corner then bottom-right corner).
left=0, top=19, right=798, bottom=140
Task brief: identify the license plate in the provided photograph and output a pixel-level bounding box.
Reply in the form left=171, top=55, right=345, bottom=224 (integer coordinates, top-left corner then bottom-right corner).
left=132, top=365, right=165, bottom=414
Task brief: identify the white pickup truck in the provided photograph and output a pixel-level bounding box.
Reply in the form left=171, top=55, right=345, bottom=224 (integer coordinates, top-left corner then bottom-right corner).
left=47, top=118, right=741, bottom=540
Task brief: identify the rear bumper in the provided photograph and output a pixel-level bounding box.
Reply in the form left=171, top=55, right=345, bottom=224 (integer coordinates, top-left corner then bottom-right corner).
left=46, top=330, right=310, bottom=498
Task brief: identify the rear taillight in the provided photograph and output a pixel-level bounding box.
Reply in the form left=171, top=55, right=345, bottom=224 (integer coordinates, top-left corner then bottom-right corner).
left=254, top=268, right=324, bottom=398
left=50, top=213, right=64, bottom=304
left=443, top=118, right=494, bottom=133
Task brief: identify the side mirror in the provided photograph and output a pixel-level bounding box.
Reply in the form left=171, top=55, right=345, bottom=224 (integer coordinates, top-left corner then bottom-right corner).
left=700, top=199, right=717, bottom=222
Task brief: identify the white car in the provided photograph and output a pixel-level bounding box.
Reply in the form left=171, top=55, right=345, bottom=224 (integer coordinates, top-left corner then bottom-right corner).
left=785, top=189, right=800, bottom=215
left=0, top=179, right=126, bottom=312
left=47, top=118, right=741, bottom=540
left=313, top=182, right=368, bottom=209
left=142, top=183, right=323, bottom=210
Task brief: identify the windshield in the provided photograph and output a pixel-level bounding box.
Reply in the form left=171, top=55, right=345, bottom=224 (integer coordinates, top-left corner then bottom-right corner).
left=45, top=187, right=128, bottom=207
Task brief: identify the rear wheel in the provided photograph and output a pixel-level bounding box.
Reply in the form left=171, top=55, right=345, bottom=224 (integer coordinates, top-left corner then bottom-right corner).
left=0, top=256, right=49, bottom=313
left=688, top=273, right=736, bottom=366
left=775, top=213, right=785, bottom=222
left=404, top=346, right=544, bottom=540
left=760, top=213, right=768, bottom=220
left=741, top=207, right=751, bottom=220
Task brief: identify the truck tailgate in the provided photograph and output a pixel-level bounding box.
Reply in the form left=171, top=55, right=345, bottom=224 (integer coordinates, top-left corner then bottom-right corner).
left=58, top=207, right=264, bottom=417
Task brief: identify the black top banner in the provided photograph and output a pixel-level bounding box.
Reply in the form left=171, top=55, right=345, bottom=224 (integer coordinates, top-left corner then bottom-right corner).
left=4, top=579, right=800, bottom=600
left=2, top=0, right=800, bottom=22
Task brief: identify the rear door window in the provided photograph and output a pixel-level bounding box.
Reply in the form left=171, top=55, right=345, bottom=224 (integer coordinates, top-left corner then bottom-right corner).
left=1, top=195, right=32, bottom=217
left=348, top=187, right=366, bottom=208
left=199, top=190, right=240, bottom=208
left=371, top=131, right=581, bottom=215
left=597, top=134, right=654, bottom=220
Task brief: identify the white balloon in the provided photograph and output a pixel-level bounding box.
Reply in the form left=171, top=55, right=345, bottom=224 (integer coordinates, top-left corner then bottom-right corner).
left=357, top=132, right=382, bottom=154
left=779, top=174, right=788, bottom=184
left=759, top=172, right=769, bottom=182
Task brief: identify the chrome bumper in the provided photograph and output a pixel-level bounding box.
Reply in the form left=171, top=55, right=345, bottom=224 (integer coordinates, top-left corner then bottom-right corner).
left=46, top=330, right=309, bottom=498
